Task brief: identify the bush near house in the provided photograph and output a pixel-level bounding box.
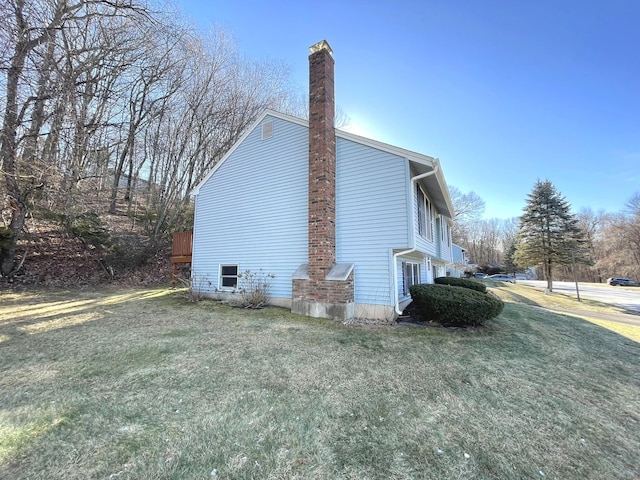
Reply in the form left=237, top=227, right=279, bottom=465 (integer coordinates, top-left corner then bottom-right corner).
left=409, top=283, right=504, bottom=326
left=237, top=269, right=275, bottom=308
left=434, top=276, right=487, bottom=293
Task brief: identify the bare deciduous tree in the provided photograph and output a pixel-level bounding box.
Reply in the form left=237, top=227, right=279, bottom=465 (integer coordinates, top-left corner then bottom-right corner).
left=0, top=0, right=150, bottom=276
left=1, top=1, right=349, bottom=279
left=595, top=193, right=640, bottom=281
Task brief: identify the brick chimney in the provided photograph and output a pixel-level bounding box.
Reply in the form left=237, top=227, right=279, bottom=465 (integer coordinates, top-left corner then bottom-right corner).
left=307, top=40, right=336, bottom=281
left=292, top=40, right=355, bottom=321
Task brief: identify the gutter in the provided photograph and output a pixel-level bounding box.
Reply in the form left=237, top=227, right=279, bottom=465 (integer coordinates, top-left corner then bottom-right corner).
left=393, top=163, right=440, bottom=315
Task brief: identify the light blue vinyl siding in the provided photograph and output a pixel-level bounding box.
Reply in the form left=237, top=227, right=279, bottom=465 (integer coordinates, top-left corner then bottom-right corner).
left=336, top=137, right=410, bottom=306
left=193, top=113, right=440, bottom=309
left=192, top=115, right=308, bottom=297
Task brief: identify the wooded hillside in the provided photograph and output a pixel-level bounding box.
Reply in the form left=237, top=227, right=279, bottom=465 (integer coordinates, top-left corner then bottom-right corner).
left=0, top=0, right=297, bottom=286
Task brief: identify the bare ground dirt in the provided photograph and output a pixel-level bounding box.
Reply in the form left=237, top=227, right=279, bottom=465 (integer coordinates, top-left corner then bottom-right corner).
left=2, top=196, right=175, bottom=290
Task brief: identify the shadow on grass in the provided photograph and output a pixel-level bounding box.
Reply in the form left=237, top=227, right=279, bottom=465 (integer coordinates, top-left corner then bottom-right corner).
left=0, top=288, right=173, bottom=344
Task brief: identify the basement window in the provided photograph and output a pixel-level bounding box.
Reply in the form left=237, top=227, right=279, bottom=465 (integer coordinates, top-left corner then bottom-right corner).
left=261, top=120, right=273, bottom=140
left=220, top=264, right=238, bottom=289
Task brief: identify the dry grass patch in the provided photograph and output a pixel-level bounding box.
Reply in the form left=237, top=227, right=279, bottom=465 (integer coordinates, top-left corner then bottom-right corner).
left=576, top=316, right=640, bottom=343
left=0, top=287, right=639, bottom=479
left=487, top=281, right=640, bottom=343
left=485, top=280, right=619, bottom=312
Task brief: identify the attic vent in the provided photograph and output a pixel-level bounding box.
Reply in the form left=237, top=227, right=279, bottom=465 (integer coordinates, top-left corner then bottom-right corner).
left=262, top=120, right=273, bottom=140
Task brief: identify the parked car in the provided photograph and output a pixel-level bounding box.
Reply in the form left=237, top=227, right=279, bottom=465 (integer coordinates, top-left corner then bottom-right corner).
left=606, top=277, right=639, bottom=286
left=473, top=273, right=486, bottom=278
left=487, top=274, right=515, bottom=284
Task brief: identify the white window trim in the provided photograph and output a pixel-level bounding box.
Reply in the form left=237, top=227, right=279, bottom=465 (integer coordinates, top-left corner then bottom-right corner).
left=219, top=264, right=239, bottom=290
left=427, top=201, right=434, bottom=241
left=441, top=215, right=447, bottom=243
left=416, top=185, right=433, bottom=241
left=439, top=217, right=452, bottom=250
left=417, top=187, right=426, bottom=237
left=402, top=261, right=421, bottom=297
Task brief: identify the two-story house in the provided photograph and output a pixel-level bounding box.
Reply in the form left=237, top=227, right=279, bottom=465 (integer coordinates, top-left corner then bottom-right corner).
left=447, top=244, right=470, bottom=278
left=190, top=40, right=455, bottom=321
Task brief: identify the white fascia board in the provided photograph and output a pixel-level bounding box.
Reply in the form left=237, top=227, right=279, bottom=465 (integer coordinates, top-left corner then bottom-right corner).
left=190, top=108, right=454, bottom=220
left=336, top=129, right=437, bottom=167
left=434, top=165, right=455, bottom=219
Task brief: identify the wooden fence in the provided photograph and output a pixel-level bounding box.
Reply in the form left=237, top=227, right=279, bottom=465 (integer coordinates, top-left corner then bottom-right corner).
left=170, top=230, right=193, bottom=285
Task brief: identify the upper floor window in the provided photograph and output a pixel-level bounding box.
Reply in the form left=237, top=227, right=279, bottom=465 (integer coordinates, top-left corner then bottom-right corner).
left=440, top=217, right=452, bottom=248
left=427, top=201, right=434, bottom=240
left=417, top=188, right=426, bottom=237
left=416, top=186, right=433, bottom=240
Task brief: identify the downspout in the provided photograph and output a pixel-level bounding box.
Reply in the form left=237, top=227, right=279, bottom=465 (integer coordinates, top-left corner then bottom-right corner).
left=393, top=162, right=440, bottom=315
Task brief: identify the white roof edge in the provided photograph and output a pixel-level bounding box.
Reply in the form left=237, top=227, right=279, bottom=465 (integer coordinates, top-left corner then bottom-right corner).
left=434, top=160, right=455, bottom=219
left=265, top=110, right=439, bottom=166
left=336, top=129, right=436, bottom=167
left=191, top=109, right=306, bottom=195
left=191, top=109, right=453, bottom=218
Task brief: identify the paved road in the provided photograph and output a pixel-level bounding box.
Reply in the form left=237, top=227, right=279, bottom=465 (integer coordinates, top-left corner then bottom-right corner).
left=518, top=280, right=640, bottom=313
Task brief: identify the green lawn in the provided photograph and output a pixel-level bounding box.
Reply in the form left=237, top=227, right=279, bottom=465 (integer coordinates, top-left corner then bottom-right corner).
left=0, top=286, right=638, bottom=479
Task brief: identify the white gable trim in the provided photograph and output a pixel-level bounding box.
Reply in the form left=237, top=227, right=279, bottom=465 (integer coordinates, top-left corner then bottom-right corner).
left=336, top=129, right=437, bottom=168
left=191, top=109, right=306, bottom=196
left=191, top=109, right=454, bottom=218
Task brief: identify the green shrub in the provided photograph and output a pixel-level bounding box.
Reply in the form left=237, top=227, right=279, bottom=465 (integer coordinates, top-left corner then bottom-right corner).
left=409, top=283, right=504, bottom=326
left=434, top=276, right=487, bottom=293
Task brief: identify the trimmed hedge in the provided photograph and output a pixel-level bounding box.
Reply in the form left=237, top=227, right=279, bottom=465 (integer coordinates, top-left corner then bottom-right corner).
left=434, top=276, right=487, bottom=293
left=409, top=283, right=504, bottom=326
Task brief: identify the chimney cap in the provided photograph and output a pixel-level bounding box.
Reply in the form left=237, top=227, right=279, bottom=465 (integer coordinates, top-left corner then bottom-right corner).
left=309, top=40, right=333, bottom=56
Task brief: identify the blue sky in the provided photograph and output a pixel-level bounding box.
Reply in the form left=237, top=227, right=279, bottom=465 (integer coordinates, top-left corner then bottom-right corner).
left=176, top=0, right=639, bottom=219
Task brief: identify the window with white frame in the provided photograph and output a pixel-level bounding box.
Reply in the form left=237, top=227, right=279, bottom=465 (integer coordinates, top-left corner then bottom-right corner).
left=427, top=203, right=436, bottom=240
left=438, top=217, right=452, bottom=248
left=402, top=261, right=421, bottom=296
left=441, top=216, right=449, bottom=246
left=416, top=186, right=433, bottom=240
left=220, top=264, right=238, bottom=289
left=427, top=201, right=434, bottom=240
left=417, top=188, right=426, bottom=237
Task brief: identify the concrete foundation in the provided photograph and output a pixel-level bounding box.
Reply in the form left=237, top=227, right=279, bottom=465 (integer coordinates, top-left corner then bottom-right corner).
left=292, top=298, right=355, bottom=322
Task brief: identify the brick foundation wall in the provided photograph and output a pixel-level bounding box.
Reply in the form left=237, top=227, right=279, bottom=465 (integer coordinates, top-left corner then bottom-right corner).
left=293, top=270, right=354, bottom=304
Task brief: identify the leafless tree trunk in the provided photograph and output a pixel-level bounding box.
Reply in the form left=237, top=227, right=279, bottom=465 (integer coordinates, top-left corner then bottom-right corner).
left=0, top=2, right=301, bottom=277
left=0, top=0, right=148, bottom=276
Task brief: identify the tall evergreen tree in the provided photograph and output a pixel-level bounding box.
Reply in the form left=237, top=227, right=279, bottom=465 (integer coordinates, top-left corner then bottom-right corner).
left=515, top=179, right=586, bottom=291
left=503, top=242, right=525, bottom=277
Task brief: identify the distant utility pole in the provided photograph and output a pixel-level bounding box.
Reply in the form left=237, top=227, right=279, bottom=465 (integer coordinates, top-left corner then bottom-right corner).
left=571, top=249, right=581, bottom=302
